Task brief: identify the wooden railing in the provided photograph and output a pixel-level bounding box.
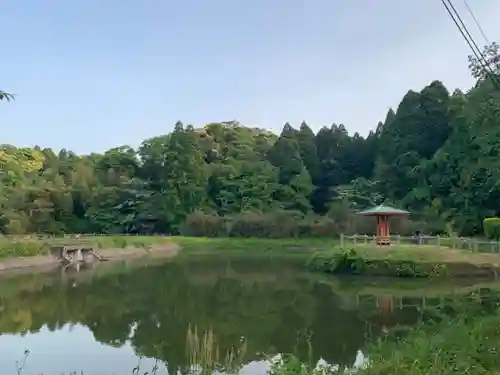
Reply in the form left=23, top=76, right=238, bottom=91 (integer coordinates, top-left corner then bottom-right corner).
left=340, top=234, right=500, bottom=253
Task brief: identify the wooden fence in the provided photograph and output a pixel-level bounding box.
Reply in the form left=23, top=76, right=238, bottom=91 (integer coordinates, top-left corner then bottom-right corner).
left=341, top=234, right=500, bottom=253
left=341, top=293, right=451, bottom=311
left=0, top=233, right=171, bottom=240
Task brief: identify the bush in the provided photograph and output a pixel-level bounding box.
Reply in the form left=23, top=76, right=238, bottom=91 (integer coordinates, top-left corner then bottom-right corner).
left=229, top=212, right=299, bottom=238
left=299, top=217, right=337, bottom=237
left=483, top=217, right=500, bottom=239
left=181, top=211, right=346, bottom=238
left=307, top=248, right=364, bottom=274
left=180, top=212, right=227, bottom=237
left=179, top=209, right=432, bottom=238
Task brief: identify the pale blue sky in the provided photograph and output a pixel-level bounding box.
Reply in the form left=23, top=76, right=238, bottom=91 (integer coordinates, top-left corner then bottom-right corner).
left=1, top=0, right=499, bottom=154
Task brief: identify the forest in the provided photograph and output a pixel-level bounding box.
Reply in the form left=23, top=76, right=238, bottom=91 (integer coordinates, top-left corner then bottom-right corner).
left=1, top=44, right=500, bottom=237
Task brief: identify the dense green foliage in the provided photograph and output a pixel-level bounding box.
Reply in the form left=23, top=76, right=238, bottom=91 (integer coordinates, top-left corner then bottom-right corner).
left=2, top=48, right=500, bottom=236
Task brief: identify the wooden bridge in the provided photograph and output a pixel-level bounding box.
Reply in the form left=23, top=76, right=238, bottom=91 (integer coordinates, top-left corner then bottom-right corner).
left=48, top=240, right=107, bottom=266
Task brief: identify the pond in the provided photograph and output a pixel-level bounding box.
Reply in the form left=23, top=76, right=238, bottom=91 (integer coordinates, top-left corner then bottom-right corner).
left=0, top=256, right=495, bottom=374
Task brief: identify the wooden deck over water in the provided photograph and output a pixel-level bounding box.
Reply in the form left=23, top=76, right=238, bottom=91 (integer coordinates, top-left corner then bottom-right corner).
left=48, top=240, right=106, bottom=265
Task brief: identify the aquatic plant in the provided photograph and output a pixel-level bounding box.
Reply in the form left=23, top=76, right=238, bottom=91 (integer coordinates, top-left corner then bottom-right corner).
left=185, top=324, right=247, bottom=375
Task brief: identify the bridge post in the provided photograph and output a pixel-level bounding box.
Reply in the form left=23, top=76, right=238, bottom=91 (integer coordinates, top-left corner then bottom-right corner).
left=76, top=249, right=83, bottom=262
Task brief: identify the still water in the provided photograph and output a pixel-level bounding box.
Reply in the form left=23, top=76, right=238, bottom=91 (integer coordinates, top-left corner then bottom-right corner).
left=0, top=256, right=491, bottom=374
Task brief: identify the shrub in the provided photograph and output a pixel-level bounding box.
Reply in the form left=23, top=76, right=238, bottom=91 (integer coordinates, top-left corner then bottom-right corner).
left=307, top=249, right=445, bottom=277
left=307, top=248, right=364, bottom=274
left=180, top=212, right=227, bottom=237
left=483, top=217, right=500, bottom=239
left=229, top=212, right=297, bottom=238
left=299, top=217, right=337, bottom=238
left=265, top=210, right=302, bottom=237
left=181, top=209, right=436, bottom=239
left=184, top=211, right=344, bottom=238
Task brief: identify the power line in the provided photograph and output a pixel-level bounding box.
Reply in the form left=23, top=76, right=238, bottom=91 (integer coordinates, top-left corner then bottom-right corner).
left=442, top=0, right=489, bottom=71
left=462, top=0, right=490, bottom=45
left=440, top=0, right=500, bottom=89
left=446, top=0, right=491, bottom=69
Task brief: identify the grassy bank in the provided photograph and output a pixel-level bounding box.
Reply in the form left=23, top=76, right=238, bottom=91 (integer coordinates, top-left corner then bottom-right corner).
left=0, top=235, right=177, bottom=259
left=0, top=235, right=337, bottom=259
left=347, top=243, right=500, bottom=266
left=308, top=245, right=500, bottom=278
left=359, top=314, right=500, bottom=375
left=3, top=235, right=500, bottom=270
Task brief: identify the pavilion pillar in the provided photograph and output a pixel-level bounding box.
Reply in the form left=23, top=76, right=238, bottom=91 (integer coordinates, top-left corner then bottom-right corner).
left=382, top=215, right=389, bottom=237
left=377, top=215, right=390, bottom=245
left=378, top=296, right=394, bottom=316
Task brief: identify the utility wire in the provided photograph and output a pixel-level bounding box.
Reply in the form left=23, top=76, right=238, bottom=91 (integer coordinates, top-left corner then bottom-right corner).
left=462, top=0, right=490, bottom=45
left=441, top=0, right=490, bottom=72
left=440, top=0, right=500, bottom=89
left=445, top=0, right=491, bottom=68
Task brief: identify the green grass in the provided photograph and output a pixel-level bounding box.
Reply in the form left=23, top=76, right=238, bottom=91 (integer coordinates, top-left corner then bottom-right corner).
left=338, top=243, right=500, bottom=266
left=0, top=235, right=337, bottom=260
left=173, top=237, right=336, bottom=255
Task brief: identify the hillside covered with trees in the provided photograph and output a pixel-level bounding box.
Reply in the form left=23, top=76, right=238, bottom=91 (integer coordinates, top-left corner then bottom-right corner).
left=1, top=45, right=500, bottom=237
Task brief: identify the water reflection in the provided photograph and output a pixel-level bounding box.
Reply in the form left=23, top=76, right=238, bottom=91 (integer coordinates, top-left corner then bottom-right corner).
left=0, top=257, right=493, bottom=374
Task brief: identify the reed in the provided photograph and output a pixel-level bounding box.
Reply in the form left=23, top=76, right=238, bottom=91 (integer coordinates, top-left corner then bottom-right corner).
left=185, top=324, right=247, bottom=375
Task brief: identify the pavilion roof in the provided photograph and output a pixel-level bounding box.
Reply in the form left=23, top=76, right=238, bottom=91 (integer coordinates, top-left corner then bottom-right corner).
left=357, top=204, right=410, bottom=216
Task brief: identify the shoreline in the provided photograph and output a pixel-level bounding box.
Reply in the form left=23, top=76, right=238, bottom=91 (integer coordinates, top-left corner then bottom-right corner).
left=0, top=244, right=180, bottom=274
left=2, top=236, right=500, bottom=279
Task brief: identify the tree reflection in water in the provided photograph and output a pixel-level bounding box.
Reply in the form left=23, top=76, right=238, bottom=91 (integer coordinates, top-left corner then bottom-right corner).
left=0, top=257, right=428, bottom=373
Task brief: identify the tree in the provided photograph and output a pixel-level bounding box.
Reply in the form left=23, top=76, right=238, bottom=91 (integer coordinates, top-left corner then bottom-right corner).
left=0, top=90, right=14, bottom=102
left=0, top=48, right=500, bottom=236
left=468, top=42, right=500, bottom=80
left=161, top=122, right=208, bottom=231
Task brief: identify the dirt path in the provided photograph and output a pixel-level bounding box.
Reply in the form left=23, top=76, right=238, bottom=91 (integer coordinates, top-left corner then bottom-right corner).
left=0, top=244, right=180, bottom=274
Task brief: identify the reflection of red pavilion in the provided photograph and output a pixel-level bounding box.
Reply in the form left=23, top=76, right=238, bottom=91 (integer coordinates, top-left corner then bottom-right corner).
left=377, top=296, right=394, bottom=316
left=357, top=205, right=410, bottom=245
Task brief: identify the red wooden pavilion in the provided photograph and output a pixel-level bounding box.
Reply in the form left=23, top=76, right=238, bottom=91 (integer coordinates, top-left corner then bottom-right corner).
left=357, top=204, right=410, bottom=245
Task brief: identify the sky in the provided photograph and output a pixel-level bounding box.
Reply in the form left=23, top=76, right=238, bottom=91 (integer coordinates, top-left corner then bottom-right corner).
left=1, top=0, right=499, bottom=154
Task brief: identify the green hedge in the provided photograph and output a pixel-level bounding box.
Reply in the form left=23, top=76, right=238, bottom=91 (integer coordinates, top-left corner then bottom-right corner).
left=483, top=218, right=500, bottom=239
